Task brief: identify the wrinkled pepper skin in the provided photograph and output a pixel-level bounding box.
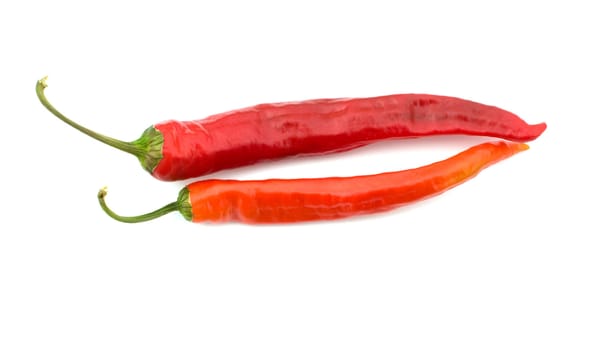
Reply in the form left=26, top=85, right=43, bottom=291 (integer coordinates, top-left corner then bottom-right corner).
left=37, top=79, right=545, bottom=183
left=153, top=95, right=545, bottom=181
left=181, top=141, right=527, bottom=224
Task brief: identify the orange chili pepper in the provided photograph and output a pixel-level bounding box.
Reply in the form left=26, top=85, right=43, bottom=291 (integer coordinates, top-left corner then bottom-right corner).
left=98, top=141, right=528, bottom=224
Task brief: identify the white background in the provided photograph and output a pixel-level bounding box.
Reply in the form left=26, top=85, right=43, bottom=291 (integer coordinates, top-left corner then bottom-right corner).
left=1, top=1, right=587, bottom=349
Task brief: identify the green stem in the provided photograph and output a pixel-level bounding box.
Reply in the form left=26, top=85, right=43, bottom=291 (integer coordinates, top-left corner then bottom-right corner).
left=35, top=76, right=144, bottom=158
left=97, top=187, right=179, bottom=223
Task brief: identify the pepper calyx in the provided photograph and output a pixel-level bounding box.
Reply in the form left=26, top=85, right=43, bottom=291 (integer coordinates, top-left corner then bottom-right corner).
left=177, top=187, right=193, bottom=222
left=132, top=126, right=164, bottom=174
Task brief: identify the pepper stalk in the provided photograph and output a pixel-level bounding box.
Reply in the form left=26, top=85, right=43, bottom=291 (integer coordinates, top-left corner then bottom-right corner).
left=36, top=76, right=164, bottom=173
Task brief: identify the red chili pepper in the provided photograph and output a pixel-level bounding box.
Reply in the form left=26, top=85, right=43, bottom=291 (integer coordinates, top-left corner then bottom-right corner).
left=97, top=141, right=528, bottom=224
left=37, top=77, right=546, bottom=181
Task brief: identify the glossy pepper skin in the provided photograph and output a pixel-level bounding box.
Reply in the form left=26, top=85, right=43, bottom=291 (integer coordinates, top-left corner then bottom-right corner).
left=98, top=141, right=528, bottom=224
left=38, top=78, right=546, bottom=181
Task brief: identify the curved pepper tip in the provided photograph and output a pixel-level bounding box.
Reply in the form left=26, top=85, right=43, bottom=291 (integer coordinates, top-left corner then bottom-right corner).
left=528, top=122, right=547, bottom=141
left=500, top=141, right=529, bottom=155
left=517, top=143, right=530, bottom=152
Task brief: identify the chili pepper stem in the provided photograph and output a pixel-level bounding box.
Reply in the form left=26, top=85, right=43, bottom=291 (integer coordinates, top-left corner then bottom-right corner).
left=37, top=77, right=139, bottom=156
left=36, top=77, right=164, bottom=173
left=98, top=187, right=179, bottom=223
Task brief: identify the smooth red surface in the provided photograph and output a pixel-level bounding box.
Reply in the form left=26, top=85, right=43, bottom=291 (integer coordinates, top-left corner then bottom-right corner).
left=186, top=141, right=528, bottom=224
left=152, top=94, right=546, bottom=181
